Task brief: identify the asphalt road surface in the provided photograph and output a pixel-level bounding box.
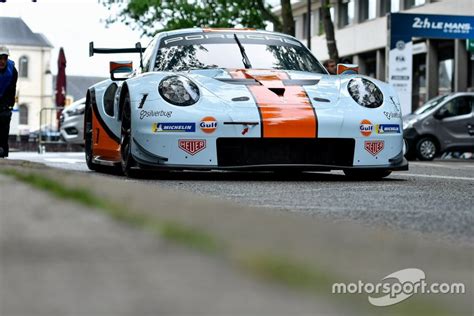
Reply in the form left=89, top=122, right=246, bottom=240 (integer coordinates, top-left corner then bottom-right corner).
left=9, top=152, right=474, bottom=245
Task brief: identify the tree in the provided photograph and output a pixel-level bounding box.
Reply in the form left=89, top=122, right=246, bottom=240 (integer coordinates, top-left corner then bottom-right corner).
left=99, top=0, right=288, bottom=37
left=320, top=0, right=339, bottom=62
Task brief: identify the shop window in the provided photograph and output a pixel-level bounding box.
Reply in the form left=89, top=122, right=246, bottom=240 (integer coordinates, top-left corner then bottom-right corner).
left=19, top=104, right=28, bottom=125
left=404, top=0, right=426, bottom=9
left=359, top=0, right=377, bottom=21
left=19, top=56, right=28, bottom=78
left=439, top=59, right=454, bottom=95
left=338, top=0, right=354, bottom=28
left=380, top=0, right=400, bottom=15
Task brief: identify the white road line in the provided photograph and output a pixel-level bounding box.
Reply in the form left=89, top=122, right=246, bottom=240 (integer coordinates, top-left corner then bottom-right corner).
left=411, top=162, right=474, bottom=169
left=44, top=158, right=85, bottom=164
left=393, top=173, right=474, bottom=181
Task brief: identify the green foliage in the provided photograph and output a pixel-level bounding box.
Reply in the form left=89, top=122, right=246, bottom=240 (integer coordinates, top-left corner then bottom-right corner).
left=100, top=0, right=279, bottom=37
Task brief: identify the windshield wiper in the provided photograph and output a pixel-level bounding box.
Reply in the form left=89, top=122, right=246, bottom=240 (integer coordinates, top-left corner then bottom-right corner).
left=233, top=34, right=252, bottom=69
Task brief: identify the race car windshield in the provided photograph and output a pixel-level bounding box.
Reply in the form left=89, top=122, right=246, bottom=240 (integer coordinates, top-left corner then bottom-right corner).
left=154, top=33, right=326, bottom=73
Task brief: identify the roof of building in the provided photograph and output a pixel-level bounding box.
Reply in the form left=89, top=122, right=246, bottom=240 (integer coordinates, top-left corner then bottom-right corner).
left=0, top=17, right=53, bottom=48
left=53, top=75, right=107, bottom=101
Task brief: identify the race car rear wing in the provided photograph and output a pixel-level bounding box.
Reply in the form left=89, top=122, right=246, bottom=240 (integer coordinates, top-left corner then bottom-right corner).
left=89, top=41, right=146, bottom=72
left=89, top=42, right=145, bottom=57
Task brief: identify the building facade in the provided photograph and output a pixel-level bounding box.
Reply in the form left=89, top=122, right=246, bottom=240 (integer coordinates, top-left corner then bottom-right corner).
left=0, top=17, right=53, bottom=134
left=288, top=0, right=474, bottom=111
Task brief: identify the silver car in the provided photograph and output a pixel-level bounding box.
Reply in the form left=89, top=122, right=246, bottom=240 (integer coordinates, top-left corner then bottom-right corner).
left=59, top=98, right=85, bottom=145
left=403, top=92, right=474, bottom=160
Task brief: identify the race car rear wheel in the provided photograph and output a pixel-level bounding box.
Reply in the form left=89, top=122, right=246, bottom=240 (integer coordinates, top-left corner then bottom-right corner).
left=120, top=94, right=138, bottom=177
left=343, top=169, right=392, bottom=180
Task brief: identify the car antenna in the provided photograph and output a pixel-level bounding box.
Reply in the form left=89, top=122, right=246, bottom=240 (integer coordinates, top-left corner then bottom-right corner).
left=233, top=34, right=252, bottom=69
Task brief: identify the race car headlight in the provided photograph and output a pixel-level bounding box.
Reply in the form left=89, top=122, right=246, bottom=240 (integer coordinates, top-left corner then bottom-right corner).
left=67, top=107, right=85, bottom=116
left=347, top=78, right=383, bottom=108
left=158, top=76, right=200, bottom=106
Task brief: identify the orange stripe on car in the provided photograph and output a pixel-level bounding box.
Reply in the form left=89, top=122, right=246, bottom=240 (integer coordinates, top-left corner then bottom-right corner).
left=229, top=69, right=317, bottom=138
left=91, top=98, right=121, bottom=161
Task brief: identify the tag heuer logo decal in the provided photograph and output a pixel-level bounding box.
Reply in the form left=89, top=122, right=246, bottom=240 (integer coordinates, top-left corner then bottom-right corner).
left=179, top=139, right=206, bottom=155
left=364, top=140, right=384, bottom=156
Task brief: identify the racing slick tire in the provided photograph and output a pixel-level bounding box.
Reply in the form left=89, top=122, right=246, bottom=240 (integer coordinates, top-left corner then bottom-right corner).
left=120, top=94, right=139, bottom=178
left=415, top=137, right=438, bottom=161
left=343, top=169, right=392, bottom=180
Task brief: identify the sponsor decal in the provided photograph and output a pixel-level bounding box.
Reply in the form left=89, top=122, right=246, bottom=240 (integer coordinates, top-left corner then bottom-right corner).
left=152, top=122, right=195, bottom=133
left=365, top=140, right=384, bottom=156
left=396, top=41, right=406, bottom=50
left=163, top=33, right=301, bottom=47
left=383, top=111, right=402, bottom=120
left=359, top=119, right=373, bottom=137
left=376, top=124, right=401, bottom=134
left=389, top=96, right=401, bottom=112
left=178, top=139, right=206, bottom=155
left=395, top=55, right=406, bottom=63
left=332, top=268, right=465, bottom=307
left=140, top=110, right=173, bottom=120
left=200, top=116, right=218, bottom=134
left=412, top=17, right=472, bottom=35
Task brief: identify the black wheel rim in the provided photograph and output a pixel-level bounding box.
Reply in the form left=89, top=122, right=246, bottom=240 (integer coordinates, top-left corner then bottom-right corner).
left=121, top=97, right=131, bottom=169
left=85, top=106, right=93, bottom=163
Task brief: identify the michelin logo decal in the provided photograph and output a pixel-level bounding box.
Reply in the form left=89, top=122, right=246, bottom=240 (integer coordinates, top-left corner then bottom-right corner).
left=152, top=123, right=196, bottom=133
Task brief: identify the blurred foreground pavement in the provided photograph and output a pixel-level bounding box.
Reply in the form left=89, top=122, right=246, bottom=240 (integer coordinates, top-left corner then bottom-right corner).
left=0, top=159, right=472, bottom=316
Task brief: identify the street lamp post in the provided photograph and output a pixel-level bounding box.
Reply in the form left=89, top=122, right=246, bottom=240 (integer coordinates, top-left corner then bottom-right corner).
left=307, top=0, right=311, bottom=50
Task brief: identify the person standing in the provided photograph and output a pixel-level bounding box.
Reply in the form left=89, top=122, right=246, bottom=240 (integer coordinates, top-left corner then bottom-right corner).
left=323, top=59, right=337, bottom=75
left=0, top=46, right=18, bottom=158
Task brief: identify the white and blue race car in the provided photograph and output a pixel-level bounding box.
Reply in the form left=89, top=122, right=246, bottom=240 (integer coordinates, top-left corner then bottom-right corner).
left=85, top=28, right=407, bottom=178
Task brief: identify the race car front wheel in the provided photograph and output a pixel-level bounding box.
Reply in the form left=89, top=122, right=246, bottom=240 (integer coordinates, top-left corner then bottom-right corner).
left=120, top=94, right=138, bottom=177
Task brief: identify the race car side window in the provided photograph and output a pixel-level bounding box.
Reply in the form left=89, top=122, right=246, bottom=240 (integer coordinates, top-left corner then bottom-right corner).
left=142, top=38, right=158, bottom=73
left=104, top=83, right=118, bottom=117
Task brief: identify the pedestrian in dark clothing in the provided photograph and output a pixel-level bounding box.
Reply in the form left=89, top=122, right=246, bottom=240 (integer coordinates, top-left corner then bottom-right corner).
left=323, top=59, right=337, bottom=75
left=0, top=45, right=18, bottom=158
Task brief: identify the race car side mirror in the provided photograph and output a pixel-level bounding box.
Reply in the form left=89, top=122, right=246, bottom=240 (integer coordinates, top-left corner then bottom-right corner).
left=337, top=64, right=359, bottom=75
left=110, top=61, right=133, bottom=81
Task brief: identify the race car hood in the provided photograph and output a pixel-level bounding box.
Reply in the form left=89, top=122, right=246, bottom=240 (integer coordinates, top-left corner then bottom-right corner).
left=186, top=68, right=342, bottom=138
left=187, top=68, right=341, bottom=106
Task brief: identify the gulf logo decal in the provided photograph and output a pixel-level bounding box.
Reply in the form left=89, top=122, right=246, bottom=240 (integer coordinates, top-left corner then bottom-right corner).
left=200, top=116, right=218, bottom=133
left=229, top=69, right=317, bottom=138
left=359, top=119, right=373, bottom=137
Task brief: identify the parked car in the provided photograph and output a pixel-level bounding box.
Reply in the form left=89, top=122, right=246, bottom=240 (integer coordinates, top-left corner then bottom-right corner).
left=85, top=28, right=408, bottom=178
left=29, top=125, right=61, bottom=142
left=403, top=92, right=474, bottom=160
left=59, top=98, right=86, bottom=145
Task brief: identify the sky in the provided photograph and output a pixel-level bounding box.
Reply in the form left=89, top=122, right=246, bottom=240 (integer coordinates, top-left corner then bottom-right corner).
left=0, top=0, right=150, bottom=77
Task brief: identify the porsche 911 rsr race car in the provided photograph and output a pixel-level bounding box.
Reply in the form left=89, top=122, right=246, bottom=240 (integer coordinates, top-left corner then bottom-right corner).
left=85, top=28, right=408, bottom=178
